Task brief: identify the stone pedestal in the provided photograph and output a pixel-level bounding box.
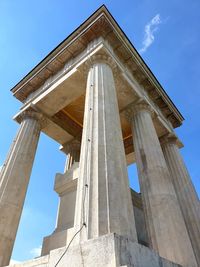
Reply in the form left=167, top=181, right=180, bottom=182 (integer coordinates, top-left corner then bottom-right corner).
left=74, top=59, right=137, bottom=242
left=7, top=234, right=189, bottom=267
left=41, top=163, right=79, bottom=256
left=0, top=111, right=44, bottom=267
left=161, top=134, right=200, bottom=265
left=126, top=102, right=197, bottom=267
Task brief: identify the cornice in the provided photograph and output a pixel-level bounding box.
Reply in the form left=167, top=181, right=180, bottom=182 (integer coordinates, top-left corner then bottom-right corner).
left=10, top=5, right=184, bottom=128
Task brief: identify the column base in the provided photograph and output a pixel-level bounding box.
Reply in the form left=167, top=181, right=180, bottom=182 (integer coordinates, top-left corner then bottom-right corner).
left=7, top=234, right=189, bottom=267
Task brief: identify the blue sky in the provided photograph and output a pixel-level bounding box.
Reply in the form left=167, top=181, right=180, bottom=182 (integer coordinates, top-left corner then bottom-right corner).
left=0, top=0, right=199, bottom=263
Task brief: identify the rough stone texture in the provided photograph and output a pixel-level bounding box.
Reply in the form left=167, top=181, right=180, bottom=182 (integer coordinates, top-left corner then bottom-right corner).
left=6, top=234, right=189, bottom=267
left=74, top=60, right=137, bottom=242
left=127, top=103, right=197, bottom=267
left=0, top=111, right=42, bottom=267
left=161, top=134, right=200, bottom=265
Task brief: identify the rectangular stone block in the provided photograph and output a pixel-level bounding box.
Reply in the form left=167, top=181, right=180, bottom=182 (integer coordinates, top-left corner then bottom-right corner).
left=7, top=234, right=186, bottom=267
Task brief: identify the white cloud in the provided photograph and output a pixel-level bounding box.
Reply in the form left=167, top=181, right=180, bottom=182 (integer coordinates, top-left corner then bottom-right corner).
left=139, top=14, right=162, bottom=54
left=30, top=245, right=42, bottom=257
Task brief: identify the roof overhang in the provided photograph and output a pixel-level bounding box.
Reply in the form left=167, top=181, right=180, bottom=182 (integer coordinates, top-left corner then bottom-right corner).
left=11, top=5, right=184, bottom=128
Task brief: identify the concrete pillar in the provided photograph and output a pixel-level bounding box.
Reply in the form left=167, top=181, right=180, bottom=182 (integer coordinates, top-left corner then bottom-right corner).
left=0, top=110, right=45, bottom=267
left=161, top=133, right=200, bottom=265
left=60, top=140, right=81, bottom=172
left=126, top=102, right=197, bottom=267
left=74, top=57, right=138, bottom=242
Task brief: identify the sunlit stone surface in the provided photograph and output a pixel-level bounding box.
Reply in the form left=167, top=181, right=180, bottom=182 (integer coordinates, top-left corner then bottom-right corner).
left=0, top=111, right=44, bottom=266
left=161, top=133, right=200, bottom=265
left=1, top=5, right=199, bottom=267
left=126, top=103, right=197, bottom=267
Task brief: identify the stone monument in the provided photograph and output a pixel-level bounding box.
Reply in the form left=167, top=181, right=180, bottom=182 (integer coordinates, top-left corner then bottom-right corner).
left=0, top=5, right=199, bottom=267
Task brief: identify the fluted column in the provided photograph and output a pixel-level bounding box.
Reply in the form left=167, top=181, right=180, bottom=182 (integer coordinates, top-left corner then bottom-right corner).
left=0, top=110, right=45, bottom=267
left=161, top=133, right=200, bottom=265
left=74, top=57, right=137, bottom=242
left=61, top=140, right=81, bottom=172
left=0, top=130, right=21, bottom=178
left=126, top=102, right=197, bottom=267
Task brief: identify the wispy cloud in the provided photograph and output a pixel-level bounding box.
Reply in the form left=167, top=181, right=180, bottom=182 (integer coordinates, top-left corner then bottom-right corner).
left=30, top=245, right=42, bottom=257
left=139, top=14, right=162, bottom=54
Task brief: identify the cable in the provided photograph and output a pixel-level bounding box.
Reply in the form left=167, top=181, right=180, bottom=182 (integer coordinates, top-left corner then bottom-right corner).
left=54, top=223, right=86, bottom=267
left=54, top=183, right=88, bottom=267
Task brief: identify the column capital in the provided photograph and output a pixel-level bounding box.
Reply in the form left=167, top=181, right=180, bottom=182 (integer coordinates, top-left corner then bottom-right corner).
left=17, top=110, right=47, bottom=129
left=160, top=133, right=178, bottom=146
left=83, top=54, right=118, bottom=75
left=125, top=101, right=154, bottom=123
left=60, top=139, right=81, bottom=155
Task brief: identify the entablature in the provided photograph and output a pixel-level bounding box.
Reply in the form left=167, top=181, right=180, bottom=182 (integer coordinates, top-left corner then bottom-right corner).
left=13, top=38, right=183, bottom=165
left=11, top=5, right=183, bottom=129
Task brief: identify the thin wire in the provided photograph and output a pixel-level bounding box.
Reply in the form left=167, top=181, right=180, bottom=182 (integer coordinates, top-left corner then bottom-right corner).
left=54, top=182, right=88, bottom=267
left=54, top=223, right=86, bottom=267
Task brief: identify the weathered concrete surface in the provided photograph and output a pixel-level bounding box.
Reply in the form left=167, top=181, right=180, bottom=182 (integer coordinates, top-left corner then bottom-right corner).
left=6, top=234, right=189, bottom=267
left=0, top=111, right=43, bottom=267
left=74, top=59, right=137, bottom=242
left=161, top=134, right=200, bottom=265
left=126, top=103, right=197, bottom=267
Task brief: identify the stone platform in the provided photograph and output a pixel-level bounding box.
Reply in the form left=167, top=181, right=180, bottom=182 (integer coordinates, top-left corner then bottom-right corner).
left=7, top=234, right=186, bottom=267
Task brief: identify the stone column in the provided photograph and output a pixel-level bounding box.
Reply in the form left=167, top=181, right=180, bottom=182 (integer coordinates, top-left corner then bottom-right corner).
left=0, top=131, right=20, bottom=178
left=61, top=140, right=81, bottom=172
left=0, top=110, right=45, bottom=267
left=161, top=133, right=200, bottom=265
left=74, top=57, right=137, bottom=242
left=126, top=102, right=197, bottom=267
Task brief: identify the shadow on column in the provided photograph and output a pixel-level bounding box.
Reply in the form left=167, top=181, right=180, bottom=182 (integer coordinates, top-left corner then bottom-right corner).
left=127, top=163, right=149, bottom=247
